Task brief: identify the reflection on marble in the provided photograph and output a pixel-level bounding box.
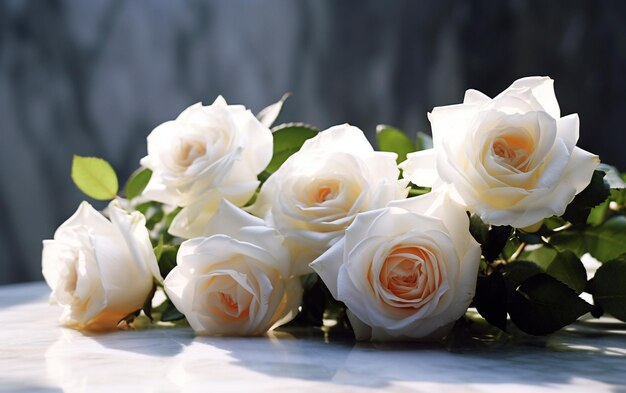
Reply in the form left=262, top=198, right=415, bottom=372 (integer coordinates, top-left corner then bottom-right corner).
left=1, top=283, right=626, bottom=392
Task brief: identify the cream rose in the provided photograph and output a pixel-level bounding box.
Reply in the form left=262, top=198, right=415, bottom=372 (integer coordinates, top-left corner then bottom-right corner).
left=164, top=200, right=302, bottom=336
left=400, top=76, right=599, bottom=228
left=42, top=201, right=161, bottom=331
left=139, top=96, right=272, bottom=238
left=310, top=192, right=481, bottom=340
left=249, top=124, right=409, bottom=275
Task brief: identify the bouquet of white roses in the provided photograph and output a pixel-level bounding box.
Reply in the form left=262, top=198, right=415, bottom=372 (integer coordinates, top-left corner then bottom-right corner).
left=42, top=77, right=626, bottom=342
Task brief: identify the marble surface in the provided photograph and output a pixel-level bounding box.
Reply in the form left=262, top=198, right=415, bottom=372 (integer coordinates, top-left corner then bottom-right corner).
left=1, top=283, right=626, bottom=392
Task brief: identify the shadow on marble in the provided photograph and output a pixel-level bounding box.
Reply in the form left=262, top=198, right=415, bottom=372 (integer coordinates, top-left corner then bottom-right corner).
left=86, top=323, right=195, bottom=358
left=195, top=326, right=626, bottom=389
left=0, top=383, right=61, bottom=393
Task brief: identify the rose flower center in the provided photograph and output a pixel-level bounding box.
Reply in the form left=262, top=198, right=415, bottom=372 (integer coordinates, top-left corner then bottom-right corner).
left=377, top=246, right=441, bottom=303
left=219, top=292, right=238, bottom=312
left=203, top=277, right=252, bottom=321
left=308, top=180, right=340, bottom=204
left=178, top=139, right=207, bottom=167
left=491, top=134, right=532, bottom=171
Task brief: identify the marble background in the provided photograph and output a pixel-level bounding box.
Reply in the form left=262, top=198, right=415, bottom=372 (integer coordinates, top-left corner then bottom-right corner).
left=2, top=0, right=625, bottom=284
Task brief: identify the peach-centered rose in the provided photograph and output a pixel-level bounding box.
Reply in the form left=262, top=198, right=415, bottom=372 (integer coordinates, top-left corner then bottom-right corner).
left=164, top=200, right=302, bottom=336
left=249, top=124, right=409, bottom=275
left=400, top=76, right=599, bottom=229
left=139, top=96, right=272, bottom=238
left=42, top=201, right=161, bottom=331
left=310, top=192, right=481, bottom=341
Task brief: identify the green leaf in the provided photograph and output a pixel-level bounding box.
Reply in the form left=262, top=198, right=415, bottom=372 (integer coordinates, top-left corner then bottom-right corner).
left=286, top=273, right=325, bottom=327
left=562, top=170, right=610, bottom=225
left=484, top=225, right=513, bottom=263
left=124, top=168, right=152, bottom=200
left=142, top=283, right=157, bottom=321
left=153, top=236, right=165, bottom=260
left=408, top=187, right=431, bottom=197
left=473, top=271, right=508, bottom=331
left=587, top=200, right=609, bottom=226
left=500, top=261, right=544, bottom=293
left=376, top=125, right=414, bottom=163
left=256, top=93, right=290, bottom=128
left=415, top=131, right=433, bottom=151
left=597, top=164, right=626, bottom=189
left=591, top=257, right=626, bottom=321
left=543, top=251, right=587, bottom=294
left=469, top=214, right=489, bottom=246
left=266, top=123, right=318, bottom=173
left=550, top=216, right=626, bottom=262
left=508, top=273, right=592, bottom=335
left=157, top=245, right=179, bottom=279
left=71, top=155, right=119, bottom=200
left=609, top=171, right=626, bottom=206
left=517, top=245, right=557, bottom=268
left=468, top=214, right=512, bottom=262
left=610, top=188, right=626, bottom=206
left=160, top=300, right=185, bottom=322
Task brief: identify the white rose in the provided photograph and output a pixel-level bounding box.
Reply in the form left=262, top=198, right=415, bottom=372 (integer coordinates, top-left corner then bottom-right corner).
left=164, top=200, right=302, bottom=336
left=310, top=192, right=481, bottom=340
left=249, top=124, right=409, bottom=275
left=139, top=96, right=272, bottom=238
left=42, top=201, right=161, bottom=331
left=400, top=76, right=599, bottom=229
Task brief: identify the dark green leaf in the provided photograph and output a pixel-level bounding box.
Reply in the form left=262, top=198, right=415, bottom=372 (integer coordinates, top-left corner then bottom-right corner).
left=518, top=245, right=557, bottom=268
left=376, top=125, right=414, bottom=163
left=609, top=171, right=626, bottom=206
left=157, top=245, right=179, bottom=279
left=508, top=274, right=592, bottom=335
left=550, top=216, right=626, bottom=262
left=469, top=214, right=489, bottom=246
left=142, top=283, right=157, bottom=321
left=287, top=273, right=325, bottom=327
left=500, top=261, right=544, bottom=293
left=543, top=251, right=587, bottom=294
left=483, top=225, right=513, bottom=262
left=160, top=300, right=185, bottom=322
left=300, top=273, right=319, bottom=291
left=591, top=257, right=626, bottom=322
left=124, top=168, right=152, bottom=200
left=517, top=232, right=543, bottom=245
left=501, top=236, right=522, bottom=261
left=145, top=208, right=164, bottom=230
left=71, top=155, right=119, bottom=200
left=473, top=272, right=508, bottom=331
left=562, top=170, right=610, bottom=225
left=266, top=123, right=318, bottom=173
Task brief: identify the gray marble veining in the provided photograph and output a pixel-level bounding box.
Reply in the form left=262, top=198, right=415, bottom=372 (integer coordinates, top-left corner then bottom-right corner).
left=1, top=282, right=625, bottom=392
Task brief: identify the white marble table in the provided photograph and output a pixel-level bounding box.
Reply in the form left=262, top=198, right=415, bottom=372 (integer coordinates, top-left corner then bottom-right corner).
left=1, top=282, right=625, bottom=392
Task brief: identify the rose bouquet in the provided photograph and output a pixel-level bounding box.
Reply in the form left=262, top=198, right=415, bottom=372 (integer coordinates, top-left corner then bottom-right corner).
left=42, top=77, right=626, bottom=342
